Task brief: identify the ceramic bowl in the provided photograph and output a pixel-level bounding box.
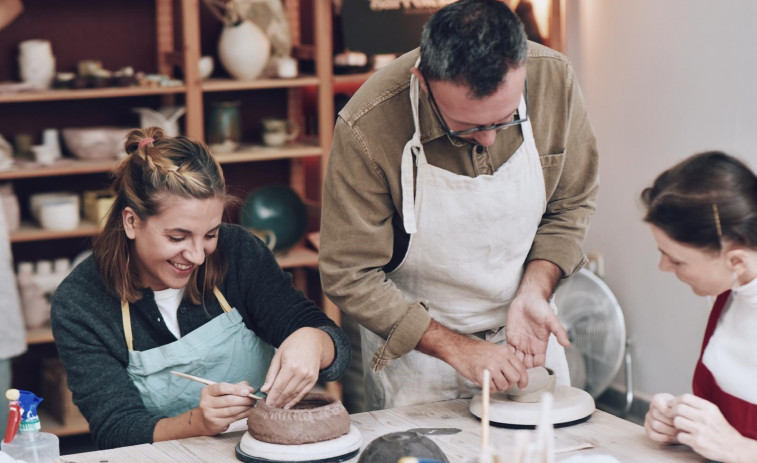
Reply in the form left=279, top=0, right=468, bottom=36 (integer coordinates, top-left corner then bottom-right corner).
left=38, top=199, right=80, bottom=231
left=29, top=192, right=79, bottom=222
left=62, top=127, right=130, bottom=160
left=199, top=56, right=214, bottom=80
left=506, top=367, right=556, bottom=403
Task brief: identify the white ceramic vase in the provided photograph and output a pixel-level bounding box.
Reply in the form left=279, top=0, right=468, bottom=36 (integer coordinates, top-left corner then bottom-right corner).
left=18, top=39, right=56, bottom=89
left=218, top=20, right=270, bottom=81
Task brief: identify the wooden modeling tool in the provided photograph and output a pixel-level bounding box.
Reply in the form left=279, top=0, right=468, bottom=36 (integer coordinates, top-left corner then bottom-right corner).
left=481, top=369, right=490, bottom=449
left=170, top=371, right=264, bottom=400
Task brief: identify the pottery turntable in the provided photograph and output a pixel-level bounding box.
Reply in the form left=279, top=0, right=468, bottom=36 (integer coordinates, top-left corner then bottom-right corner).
left=469, top=367, right=595, bottom=427
left=235, top=392, right=362, bottom=463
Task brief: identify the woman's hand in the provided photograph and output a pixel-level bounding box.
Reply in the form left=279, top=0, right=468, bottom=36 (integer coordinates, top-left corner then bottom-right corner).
left=194, top=381, right=257, bottom=435
left=154, top=381, right=257, bottom=442
left=671, top=393, right=751, bottom=463
left=260, top=327, right=334, bottom=409
left=644, top=393, right=678, bottom=443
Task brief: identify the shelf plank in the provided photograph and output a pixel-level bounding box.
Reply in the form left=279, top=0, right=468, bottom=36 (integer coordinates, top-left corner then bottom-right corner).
left=39, top=409, right=89, bottom=437
left=201, top=76, right=320, bottom=92
left=10, top=221, right=99, bottom=243
left=213, top=143, right=322, bottom=163
left=0, top=144, right=322, bottom=181
left=26, top=327, right=55, bottom=344
left=0, top=86, right=186, bottom=103
left=0, top=159, right=119, bottom=180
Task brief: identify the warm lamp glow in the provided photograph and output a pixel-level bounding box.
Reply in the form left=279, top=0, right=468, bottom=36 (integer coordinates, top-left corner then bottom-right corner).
left=529, top=0, right=551, bottom=39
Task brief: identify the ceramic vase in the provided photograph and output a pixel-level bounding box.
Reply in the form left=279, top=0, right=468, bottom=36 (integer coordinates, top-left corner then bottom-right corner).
left=207, top=101, right=242, bottom=153
left=18, top=39, right=56, bottom=89
left=218, top=20, right=270, bottom=81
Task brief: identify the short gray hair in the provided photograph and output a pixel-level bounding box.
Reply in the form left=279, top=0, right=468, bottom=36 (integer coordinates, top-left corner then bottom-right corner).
left=420, top=0, right=527, bottom=98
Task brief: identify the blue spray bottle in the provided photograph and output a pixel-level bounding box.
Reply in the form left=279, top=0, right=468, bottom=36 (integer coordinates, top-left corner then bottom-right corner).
left=1, top=389, right=60, bottom=463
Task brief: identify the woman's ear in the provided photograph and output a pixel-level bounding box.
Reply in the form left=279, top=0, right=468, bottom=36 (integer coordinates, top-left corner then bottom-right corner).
left=122, top=207, right=139, bottom=240
left=725, top=248, right=753, bottom=282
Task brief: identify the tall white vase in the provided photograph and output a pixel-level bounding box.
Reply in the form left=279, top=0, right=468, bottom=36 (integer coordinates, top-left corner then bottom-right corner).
left=218, top=20, right=270, bottom=81
left=18, top=40, right=55, bottom=89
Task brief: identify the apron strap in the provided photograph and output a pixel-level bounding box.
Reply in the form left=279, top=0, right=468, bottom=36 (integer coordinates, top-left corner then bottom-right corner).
left=121, top=299, right=134, bottom=352
left=212, top=286, right=233, bottom=313
left=121, top=286, right=231, bottom=351
left=518, top=94, right=533, bottom=141
left=400, top=59, right=425, bottom=235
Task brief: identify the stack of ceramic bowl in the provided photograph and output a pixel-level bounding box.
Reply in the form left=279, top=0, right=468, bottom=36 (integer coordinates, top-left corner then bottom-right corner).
left=30, top=192, right=80, bottom=231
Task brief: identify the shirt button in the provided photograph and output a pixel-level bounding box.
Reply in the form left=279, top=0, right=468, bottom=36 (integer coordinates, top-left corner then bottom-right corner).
left=180, top=307, right=187, bottom=314
left=475, top=145, right=484, bottom=154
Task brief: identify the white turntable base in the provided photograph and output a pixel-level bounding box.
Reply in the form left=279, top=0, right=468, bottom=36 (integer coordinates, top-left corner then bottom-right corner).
left=470, top=385, right=595, bottom=426
left=237, top=425, right=362, bottom=462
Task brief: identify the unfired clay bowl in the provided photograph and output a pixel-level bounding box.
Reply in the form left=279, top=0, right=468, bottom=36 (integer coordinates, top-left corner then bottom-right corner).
left=506, top=367, right=556, bottom=403
left=246, top=392, right=350, bottom=445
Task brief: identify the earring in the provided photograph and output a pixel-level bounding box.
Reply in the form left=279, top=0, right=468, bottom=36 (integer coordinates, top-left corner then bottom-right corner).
left=732, top=271, right=740, bottom=290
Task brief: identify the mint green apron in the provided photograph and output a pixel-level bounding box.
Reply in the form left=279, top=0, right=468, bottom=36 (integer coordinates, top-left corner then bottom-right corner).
left=122, top=287, right=275, bottom=416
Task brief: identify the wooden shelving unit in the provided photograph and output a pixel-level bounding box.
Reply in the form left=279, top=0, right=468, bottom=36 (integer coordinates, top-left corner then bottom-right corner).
left=4, top=0, right=338, bottom=437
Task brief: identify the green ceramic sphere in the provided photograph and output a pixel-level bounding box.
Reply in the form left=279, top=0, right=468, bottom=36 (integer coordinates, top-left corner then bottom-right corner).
left=240, top=185, right=307, bottom=252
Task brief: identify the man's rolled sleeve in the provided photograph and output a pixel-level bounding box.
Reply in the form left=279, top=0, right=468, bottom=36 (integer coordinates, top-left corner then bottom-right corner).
left=369, top=300, right=431, bottom=371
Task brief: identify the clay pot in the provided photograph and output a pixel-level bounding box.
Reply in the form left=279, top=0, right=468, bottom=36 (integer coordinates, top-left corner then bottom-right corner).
left=246, top=393, right=350, bottom=445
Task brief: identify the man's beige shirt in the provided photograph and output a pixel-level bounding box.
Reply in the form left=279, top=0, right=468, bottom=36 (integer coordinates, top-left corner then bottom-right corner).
left=319, top=42, right=599, bottom=371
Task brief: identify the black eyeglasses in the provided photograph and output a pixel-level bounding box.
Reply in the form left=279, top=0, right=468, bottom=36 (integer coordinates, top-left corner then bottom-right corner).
left=421, top=70, right=529, bottom=138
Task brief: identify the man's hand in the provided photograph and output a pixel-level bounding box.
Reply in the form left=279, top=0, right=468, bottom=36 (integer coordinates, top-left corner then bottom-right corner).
left=644, top=393, right=678, bottom=444
left=417, top=319, right=527, bottom=391
left=505, top=260, right=569, bottom=368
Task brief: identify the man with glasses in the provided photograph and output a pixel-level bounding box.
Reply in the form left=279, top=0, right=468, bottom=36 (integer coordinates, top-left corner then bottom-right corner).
left=320, top=0, right=598, bottom=410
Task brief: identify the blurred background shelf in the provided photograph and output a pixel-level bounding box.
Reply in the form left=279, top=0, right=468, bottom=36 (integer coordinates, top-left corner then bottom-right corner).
left=201, top=76, right=319, bottom=92
left=10, top=221, right=99, bottom=243
left=0, top=85, right=186, bottom=103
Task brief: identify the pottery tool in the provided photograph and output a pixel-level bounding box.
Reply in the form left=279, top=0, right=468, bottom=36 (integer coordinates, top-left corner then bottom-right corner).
left=481, top=369, right=490, bottom=449
left=170, top=371, right=264, bottom=400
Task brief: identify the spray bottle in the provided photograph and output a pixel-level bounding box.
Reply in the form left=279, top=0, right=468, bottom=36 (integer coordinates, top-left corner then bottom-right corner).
left=1, top=389, right=60, bottom=463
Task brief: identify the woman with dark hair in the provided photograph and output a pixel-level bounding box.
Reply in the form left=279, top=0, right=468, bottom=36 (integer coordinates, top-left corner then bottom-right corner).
left=641, top=151, right=757, bottom=462
left=51, top=127, right=349, bottom=449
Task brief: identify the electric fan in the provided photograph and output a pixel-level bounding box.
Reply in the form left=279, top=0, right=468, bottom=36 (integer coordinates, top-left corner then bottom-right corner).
left=554, top=268, right=629, bottom=400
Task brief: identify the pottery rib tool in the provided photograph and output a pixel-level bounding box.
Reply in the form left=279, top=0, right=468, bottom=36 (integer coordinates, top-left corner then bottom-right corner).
left=170, top=371, right=264, bottom=400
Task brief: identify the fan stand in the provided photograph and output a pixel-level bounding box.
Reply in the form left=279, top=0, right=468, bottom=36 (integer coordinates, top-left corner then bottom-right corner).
left=235, top=425, right=362, bottom=463
left=469, top=386, right=595, bottom=427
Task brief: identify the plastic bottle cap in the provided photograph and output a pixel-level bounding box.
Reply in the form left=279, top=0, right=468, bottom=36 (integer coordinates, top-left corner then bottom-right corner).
left=5, top=389, right=19, bottom=401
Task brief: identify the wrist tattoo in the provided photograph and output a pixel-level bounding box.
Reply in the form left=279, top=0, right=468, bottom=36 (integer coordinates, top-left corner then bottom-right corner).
left=189, top=409, right=193, bottom=426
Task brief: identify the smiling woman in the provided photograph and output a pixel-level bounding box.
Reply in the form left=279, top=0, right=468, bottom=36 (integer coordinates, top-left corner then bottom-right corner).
left=50, top=127, right=350, bottom=450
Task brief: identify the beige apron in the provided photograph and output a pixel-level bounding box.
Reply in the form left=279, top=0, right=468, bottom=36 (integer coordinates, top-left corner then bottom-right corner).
left=361, top=66, right=569, bottom=410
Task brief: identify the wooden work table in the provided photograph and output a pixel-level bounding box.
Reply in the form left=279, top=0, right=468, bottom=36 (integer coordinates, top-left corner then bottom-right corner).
left=56, top=400, right=706, bottom=463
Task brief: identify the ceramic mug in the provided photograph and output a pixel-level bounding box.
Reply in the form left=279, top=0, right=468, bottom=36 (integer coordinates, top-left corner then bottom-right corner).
left=247, top=228, right=276, bottom=251
left=261, top=118, right=299, bottom=147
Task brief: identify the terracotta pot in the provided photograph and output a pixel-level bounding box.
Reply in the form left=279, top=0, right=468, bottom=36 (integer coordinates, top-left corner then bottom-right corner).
left=246, top=393, right=350, bottom=445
